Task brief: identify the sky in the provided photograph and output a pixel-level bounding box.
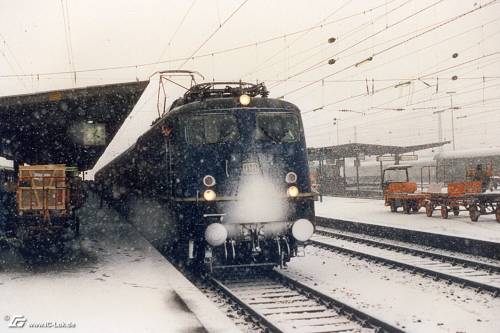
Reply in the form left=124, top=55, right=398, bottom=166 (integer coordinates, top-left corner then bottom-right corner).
left=0, top=0, right=499, bottom=172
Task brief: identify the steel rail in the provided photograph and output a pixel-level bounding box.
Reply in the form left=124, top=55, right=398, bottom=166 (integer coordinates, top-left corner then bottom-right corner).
left=270, top=271, right=405, bottom=333
left=315, top=227, right=500, bottom=273
left=210, top=277, right=284, bottom=333
left=312, top=230, right=500, bottom=296
left=210, top=270, right=404, bottom=333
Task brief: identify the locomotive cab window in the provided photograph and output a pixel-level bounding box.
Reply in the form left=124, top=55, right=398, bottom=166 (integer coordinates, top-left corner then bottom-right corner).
left=256, top=112, right=300, bottom=143
left=185, top=114, right=239, bottom=145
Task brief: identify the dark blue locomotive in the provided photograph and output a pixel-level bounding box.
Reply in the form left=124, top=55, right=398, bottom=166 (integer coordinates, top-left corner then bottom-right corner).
left=95, top=82, right=316, bottom=270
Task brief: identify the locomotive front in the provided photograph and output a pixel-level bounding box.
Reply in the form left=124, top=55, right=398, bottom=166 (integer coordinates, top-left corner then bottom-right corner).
left=168, top=83, right=316, bottom=270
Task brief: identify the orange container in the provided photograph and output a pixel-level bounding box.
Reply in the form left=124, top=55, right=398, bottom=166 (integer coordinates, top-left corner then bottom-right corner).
left=447, top=181, right=482, bottom=197
left=386, top=182, right=417, bottom=194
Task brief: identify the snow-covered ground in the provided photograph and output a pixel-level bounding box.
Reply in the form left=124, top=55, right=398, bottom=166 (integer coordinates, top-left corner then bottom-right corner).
left=0, top=193, right=239, bottom=333
left=316, top=196, right=500, bottom=243
left=281, top=245, right=500, bottom=333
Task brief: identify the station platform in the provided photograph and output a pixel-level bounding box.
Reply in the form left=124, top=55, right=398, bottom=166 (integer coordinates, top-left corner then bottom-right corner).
left=316, top=196, right=500, bottom=244
left=0, top=193, right=239, bottom=333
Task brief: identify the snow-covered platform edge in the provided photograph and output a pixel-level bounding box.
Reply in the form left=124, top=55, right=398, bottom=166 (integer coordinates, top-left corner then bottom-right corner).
left=146, top=244, right=241, bottom=333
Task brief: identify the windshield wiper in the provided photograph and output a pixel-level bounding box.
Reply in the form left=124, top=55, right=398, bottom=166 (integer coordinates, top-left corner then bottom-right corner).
left=259, top=127, right=281, bottom=143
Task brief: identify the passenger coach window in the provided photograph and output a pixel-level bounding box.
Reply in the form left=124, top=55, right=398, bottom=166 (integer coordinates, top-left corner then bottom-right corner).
left=256, top=113, right=300, bottom=143
left=185, top=114, right=239, bottom=145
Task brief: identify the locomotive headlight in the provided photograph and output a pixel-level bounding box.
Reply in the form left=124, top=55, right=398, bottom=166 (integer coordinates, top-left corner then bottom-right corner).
left=203, top=189, right=217, bottom=201
left=287, top=185, right=299, bottom=197
left=239, top=94, right=251, bottom=106
left=205, top=223, right=227, bottom=246
left=203, top=175, right=216, bottom=187
left=291, top=219, right=314, bottom=242
left=285, top=172, right=298, bottom=184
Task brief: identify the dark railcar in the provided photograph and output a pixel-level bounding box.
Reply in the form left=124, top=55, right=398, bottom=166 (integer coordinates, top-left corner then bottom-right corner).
left=96, top=83, right=316, bottom=271
left=0, top=166, right=16, bottom=238
left=1, top=164, right=82, bottom=255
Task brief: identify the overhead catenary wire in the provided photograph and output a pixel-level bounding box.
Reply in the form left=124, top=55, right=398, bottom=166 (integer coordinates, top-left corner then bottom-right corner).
left=346, top=97, right=500, bottom=136
left=302, top=72, right=500, bottom=139
left=267, top=0, right=416, bottom=86
left=294, top=11, right=500, bottom=106
left=308, top=16, right=500, bottom=116
left=0, top=1, right=408, bottom=80
left=306, top=105, right=500, bottom=145
left=60, top=0, right=75, bottom=71
left=336, top=14, right=500, bottom=82
left=277, top=0, right=499, bottom=99
left=305, top=89, right=500, bottom=143
left=176, top=0, right=249, bottom=69
left=155, top=0, right=198, bottom=69
left=242, top=0, right=412, bottom=77
left=306, top=116, right=500, bottom=145
left=308, top=54, right=500, bottom=120
left=0, top=35, right=28, bottom=90
left=270, top=0, right=443, bottom=90
left=331, top=76, right=500, bottom=128
left=0, top=33, right=26, bottom=77
left=366, top=58, right=500, bottom=116
left=240, top=0, right=404, bottom=79
left=241, top=0, right=356, bottom=79
left=309, top=92, right=500, bottom=137
left=272, top=2, right=441, bottom=81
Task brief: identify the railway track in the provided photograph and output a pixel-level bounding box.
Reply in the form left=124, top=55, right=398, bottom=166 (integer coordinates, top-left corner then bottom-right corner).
left=313, top=227, right=500, bottom=296
left=209, top=270, right=403, bottom=333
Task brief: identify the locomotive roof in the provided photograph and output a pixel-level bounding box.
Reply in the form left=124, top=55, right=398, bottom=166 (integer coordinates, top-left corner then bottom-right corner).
left=167, top=97, right=300, bottom=116
left=161, top=81, right=299, bottom=116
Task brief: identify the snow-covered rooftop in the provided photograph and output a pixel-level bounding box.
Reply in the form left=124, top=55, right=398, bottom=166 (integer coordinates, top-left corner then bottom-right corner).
left=434, top=147, right=500, bottom=160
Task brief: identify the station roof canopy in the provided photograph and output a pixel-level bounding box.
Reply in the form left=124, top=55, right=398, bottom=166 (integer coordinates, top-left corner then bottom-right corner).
left=307, top=141, right=450, bottom=161
left=0, top=80, right=148, bottom=171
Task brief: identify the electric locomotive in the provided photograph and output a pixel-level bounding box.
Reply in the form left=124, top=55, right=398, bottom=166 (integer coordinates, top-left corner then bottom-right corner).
left=95, top=82, right=316, bottom=270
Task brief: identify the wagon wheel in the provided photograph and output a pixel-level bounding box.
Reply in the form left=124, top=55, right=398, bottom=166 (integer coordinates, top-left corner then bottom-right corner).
left=425, top=202, right=433, bottom=217
left=469, top=205, right=480, bottom=222
left=390, top=202, right=397, bottom=212
left=412, top=203, right=419, bottom=213
left=452, top=206, right=460, bottom=216
left=403, top=203, right=411, bottom=214
left=496, top=206, right=500, bottom=223
left=440, top=206, right=448, bottom=219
